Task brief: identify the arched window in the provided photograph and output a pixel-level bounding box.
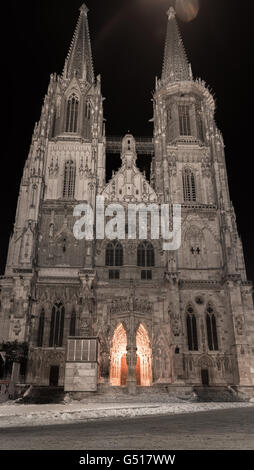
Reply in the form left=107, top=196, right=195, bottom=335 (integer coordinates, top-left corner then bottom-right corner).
left=49, top=302, right=65, bottom=347
left=51, top=111, right=56, bottom=138
left=206, top=304, right=218, bottom=351
left=182, top=168, right=196, bottom=202
left=69, top=310, right=76, bottom=337
left=37, top=309, right=45, bottom=347
left=106, top=241, right=123, bottom=266
left=63, top=160, right=76, bottom=199
left=179, top=105, right=191, bottom=136
left=196, top=113, right=204, bottom=142
left=186, top=305, right=198, bottom=351
left=137, top=242, right=155, bottom=267
left=85, top=101, right=91, bottom=120
left=166, top=106, right=174, bottom=142
left=65, top=94, right=79, bottom=133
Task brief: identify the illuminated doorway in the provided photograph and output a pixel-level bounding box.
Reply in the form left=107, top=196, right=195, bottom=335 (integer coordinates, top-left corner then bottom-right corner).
left=110, top=323, right=127, bottom=386
left=136, top=324, right=152, bottom=386
left=120, top=354, right=128, bottom=385
left=136, top=355, right=141, bottom=385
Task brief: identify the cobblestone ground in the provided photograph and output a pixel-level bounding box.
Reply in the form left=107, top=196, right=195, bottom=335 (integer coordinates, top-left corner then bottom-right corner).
left=0, top=407, right=253, bottom=450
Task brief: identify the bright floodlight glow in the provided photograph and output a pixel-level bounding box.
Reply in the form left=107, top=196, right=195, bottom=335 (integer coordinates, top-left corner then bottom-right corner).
left=175, top=0, right=199, bottom=22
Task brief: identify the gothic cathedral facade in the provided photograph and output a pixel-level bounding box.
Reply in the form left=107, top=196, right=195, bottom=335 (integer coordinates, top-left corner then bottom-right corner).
left=1, top=5, right=254, bottom=394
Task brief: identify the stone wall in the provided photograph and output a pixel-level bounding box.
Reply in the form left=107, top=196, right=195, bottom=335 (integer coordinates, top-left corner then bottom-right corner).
left=64, top=362, right=98, bottom=392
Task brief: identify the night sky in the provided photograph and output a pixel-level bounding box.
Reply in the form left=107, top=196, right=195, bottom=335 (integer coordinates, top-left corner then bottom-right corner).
left=2, top=0, right=253, bottom=283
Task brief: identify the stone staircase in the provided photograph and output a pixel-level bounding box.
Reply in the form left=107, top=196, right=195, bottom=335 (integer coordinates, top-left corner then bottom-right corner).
left=16, top=386, right=65, bottom=404
left=193, top=386, right=248, bottom=402
left=233, top=386, right=254, bottom=400
left=14, top=384, right=251, bottom=405
left=66, top=383, right=196, bottom=404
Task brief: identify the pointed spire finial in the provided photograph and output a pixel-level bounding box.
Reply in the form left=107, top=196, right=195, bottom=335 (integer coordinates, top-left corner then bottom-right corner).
left=63, top=4, right=94, bottom=83
left=161, top=7, right=191, bottom=84
left=79, top=3, right=89, bottom=15
left=167, top=6, right=176, bottom=20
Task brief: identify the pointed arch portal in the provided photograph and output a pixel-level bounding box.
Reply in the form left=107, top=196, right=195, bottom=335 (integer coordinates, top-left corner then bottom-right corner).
left=109, top=322, right=152, bottom=387
left=136, top=324, right=152, bottom=386
left=110, top=324, right=127, bottom=386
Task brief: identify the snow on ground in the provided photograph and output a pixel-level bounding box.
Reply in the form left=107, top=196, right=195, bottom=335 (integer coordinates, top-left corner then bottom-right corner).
left=0, top=401, right=253, bottom=428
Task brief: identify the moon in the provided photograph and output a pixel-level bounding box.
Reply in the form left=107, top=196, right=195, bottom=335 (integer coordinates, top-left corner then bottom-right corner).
left=175, top=0, right=199, bottom=22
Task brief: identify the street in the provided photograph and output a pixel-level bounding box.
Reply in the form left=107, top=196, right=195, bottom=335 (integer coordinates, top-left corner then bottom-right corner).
left=0, top=407, right=253, bottom=450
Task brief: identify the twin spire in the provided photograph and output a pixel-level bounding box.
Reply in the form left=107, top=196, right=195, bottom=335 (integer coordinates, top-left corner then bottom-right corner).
left=63, top=4, right=191, bottom=85
left=161, top=7, right=192, bottom=84
left=64, top=3, right=94, bottom=83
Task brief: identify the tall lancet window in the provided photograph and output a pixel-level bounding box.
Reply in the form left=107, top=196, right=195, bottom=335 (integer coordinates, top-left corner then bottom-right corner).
left=197, top=113, right=204, bottom=142
left=182, top=168, right=196, bottom=202
left=196, top=104, right=204, bottom=142
left=106, top=241, right=124, bottom=266
left=186, top=305, right=198, bottom=351
left=179, top=105, right=191, bottom=136
left=49, top=302, right=65, bottom=348
left=137, top=242, right=155, bottom=267
left=63, top=160, right=76, bottom=199
left=51, top=111, right=56, bottom=138
left=37, top=309, right=45, bottom=347
left=69, top=310, right=76, bottom=337
left=85, top=101, right=91, bottom=120
left=65, top=94, right=79, bottom=133
left=206, top=304, right=219, bottom=351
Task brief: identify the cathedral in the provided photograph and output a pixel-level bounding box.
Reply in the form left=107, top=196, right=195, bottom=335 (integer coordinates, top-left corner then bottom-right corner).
left=1, top=4, right=254, bottom=397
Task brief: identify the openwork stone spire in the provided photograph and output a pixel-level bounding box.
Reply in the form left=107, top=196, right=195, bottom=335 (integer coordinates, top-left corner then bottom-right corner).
left=161, top=7, right=191, bottom=84
left=64, top=3, right=94, bottom=83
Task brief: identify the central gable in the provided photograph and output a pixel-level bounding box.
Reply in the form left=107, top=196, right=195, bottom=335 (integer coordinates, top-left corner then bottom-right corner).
left=102, top=135, right=157, bottom=203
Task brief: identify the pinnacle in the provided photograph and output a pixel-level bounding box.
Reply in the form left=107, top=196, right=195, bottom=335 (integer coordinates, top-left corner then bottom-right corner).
left=161, top=6, right=191, bottom=84
left=63, top=3, right=94, bottom=82
left=79, top=3, right=89, bottom=15
left=167, top=6, right=176, bottom=20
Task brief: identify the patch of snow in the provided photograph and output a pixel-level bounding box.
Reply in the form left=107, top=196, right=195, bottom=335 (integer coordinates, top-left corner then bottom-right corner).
left=0, top=401, right=253, bottom=428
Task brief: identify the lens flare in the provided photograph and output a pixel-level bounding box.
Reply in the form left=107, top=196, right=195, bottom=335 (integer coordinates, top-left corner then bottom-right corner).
left=175, top=0, right=199, bottom=22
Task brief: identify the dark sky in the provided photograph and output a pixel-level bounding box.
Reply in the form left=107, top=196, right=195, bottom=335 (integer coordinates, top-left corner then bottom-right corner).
left=2, top=0, right=253, bottom=283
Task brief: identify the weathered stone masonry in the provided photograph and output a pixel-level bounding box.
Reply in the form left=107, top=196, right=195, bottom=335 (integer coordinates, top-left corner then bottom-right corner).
left=1, top=5, right=254, bottom=394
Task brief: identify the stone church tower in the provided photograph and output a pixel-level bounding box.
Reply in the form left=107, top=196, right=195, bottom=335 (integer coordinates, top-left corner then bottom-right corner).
left=1, top=5, right=254, bottom=396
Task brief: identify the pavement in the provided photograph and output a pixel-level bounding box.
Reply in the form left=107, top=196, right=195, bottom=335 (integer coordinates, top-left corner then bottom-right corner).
left=0, top=407, right=254, bottom=450
left=0, top=400, right=253, bottom=428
